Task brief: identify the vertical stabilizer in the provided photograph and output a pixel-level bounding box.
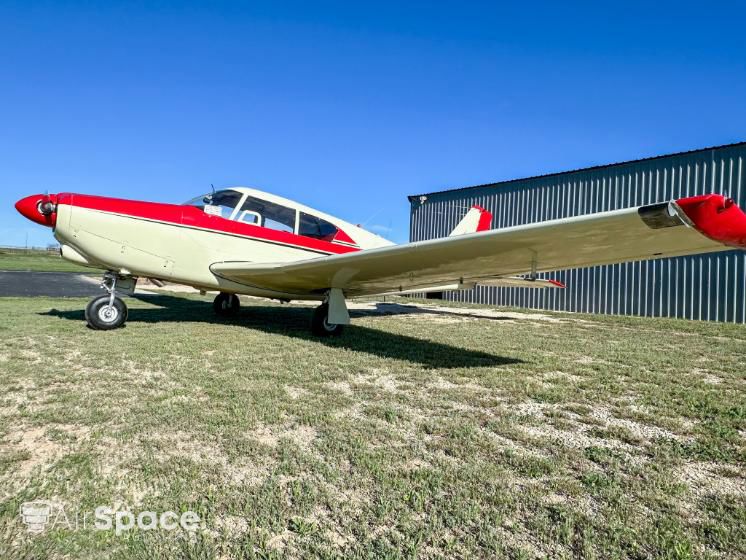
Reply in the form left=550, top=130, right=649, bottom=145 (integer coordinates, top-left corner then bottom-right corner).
left=449, top=205, right=492, bottom=236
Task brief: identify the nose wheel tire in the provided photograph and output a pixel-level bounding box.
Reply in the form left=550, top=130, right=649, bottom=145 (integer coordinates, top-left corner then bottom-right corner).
left=213, top=293, right=240, bottom=316
left=311, top=303, right=344, bottom=337
left=85, top=294, right=128, bottom=330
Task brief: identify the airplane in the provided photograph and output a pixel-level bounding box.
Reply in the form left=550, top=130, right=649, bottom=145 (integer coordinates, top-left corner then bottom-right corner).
left=14, top=186, right=746, bottom=335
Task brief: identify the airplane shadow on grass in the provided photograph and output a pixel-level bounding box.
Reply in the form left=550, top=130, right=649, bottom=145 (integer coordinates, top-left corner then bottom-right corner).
left=42, top=294, right=524, bottom=369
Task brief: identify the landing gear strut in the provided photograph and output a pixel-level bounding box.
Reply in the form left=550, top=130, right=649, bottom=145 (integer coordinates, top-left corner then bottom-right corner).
left=213, top=292, right=240, bottom=316
left=85, top=272, right=128, bottom=330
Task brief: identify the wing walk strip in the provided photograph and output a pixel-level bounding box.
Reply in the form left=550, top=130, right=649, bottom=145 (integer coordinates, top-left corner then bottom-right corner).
left=211, top=194, right=746, bottom=298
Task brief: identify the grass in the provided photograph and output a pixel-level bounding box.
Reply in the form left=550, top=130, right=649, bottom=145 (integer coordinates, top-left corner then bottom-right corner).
left=0, top=294, right=744, bottom=559
left=0, top=250, right=100, bottom=273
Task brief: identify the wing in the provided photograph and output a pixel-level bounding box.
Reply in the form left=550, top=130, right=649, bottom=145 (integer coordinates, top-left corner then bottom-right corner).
left=210, top=194, right=746, bottom=297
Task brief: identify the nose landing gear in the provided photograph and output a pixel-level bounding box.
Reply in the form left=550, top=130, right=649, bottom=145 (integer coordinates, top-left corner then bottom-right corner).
left=85, top=273, right=129, bottom=330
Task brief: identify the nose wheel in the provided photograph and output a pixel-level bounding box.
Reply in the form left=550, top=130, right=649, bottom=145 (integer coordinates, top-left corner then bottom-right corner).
left=85, top=272, right=129, bottom=330
left=85, top=294, right=128, bottom=330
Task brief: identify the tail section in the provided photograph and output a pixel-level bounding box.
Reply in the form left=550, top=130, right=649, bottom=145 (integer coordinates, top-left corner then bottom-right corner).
left=449, top=205, right=492, bottom=236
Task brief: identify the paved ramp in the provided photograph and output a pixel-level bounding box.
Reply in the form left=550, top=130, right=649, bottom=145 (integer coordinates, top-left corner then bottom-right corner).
left=0, top=271, right=101, bottom=297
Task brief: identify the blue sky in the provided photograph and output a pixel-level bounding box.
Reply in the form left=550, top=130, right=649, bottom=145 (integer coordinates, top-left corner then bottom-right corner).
left=1, top=1, right=744, bottom=246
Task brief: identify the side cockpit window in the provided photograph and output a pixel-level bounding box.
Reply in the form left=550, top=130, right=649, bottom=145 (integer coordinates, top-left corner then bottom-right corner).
left=237, top=196, right=296, bottom=233
left=298, top=212, right=338, bottom=241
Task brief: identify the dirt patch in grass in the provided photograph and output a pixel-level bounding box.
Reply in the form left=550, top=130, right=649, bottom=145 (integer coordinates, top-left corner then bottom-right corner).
left=323, top=381, right=353, bottom=396
left=284, top=385, right=309, bottom=400
left=589, top=407, right=687, bottom=442
left=246, top=423, right=318, bottom=452
left=676, top=461, right=746, bottom=498
left=358, top=371, right=401, bottom=393
left=0, top=423, right=91, bottom=501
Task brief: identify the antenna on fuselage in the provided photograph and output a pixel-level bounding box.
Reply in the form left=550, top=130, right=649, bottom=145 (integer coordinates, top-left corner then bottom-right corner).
left=204, top=184, right=216, bottom=204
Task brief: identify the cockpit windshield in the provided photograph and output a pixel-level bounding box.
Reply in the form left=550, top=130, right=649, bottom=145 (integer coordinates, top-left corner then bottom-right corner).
left=183, top=190, right=244, bottom=220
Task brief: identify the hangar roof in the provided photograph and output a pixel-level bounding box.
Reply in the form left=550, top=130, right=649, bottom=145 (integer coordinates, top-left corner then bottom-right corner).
left=407, top=141, right=746, bottom=202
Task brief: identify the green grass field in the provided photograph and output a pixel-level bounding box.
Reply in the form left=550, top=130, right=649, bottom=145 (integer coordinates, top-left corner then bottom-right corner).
left=0, top=294, right=744, bottom=559
left=0, top=251, right=100, bottom=273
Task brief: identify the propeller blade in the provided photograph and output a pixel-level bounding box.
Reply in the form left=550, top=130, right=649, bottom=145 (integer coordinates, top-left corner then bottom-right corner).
left=38, top=191, right=55, bottom=215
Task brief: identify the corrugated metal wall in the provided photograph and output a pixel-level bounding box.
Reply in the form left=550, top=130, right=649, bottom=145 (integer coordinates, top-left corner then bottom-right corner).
left=409, top=143, right=746, bottom=322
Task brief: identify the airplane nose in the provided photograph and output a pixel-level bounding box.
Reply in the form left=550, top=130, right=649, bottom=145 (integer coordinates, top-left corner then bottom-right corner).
left=15, top=194, right=58, bottom=227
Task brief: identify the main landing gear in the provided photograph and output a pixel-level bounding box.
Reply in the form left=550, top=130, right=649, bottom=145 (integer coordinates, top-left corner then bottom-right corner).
left=311, top=288, right=349, bottom=337
left=213, top=292, right=240, bottom=316
left=311, top=303, right=344, bottom=336
left=85, top=273, right=128, bottom=330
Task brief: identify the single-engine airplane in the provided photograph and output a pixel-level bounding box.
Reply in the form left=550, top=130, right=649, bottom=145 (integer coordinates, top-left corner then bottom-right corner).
left=14, top=187, right=746, bottom=335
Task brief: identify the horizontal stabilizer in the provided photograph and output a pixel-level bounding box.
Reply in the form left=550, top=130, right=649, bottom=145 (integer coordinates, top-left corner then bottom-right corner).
left=379, top=277, right=564, bottom=296
left=478, top=276, right=565, bottom=288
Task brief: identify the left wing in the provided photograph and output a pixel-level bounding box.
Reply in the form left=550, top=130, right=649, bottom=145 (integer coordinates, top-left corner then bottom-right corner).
left=210, top=194, right=746, bottom=297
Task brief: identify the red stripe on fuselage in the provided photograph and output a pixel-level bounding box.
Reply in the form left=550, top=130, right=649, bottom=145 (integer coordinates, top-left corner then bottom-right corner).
left=60, top=193, right=361, bottom=255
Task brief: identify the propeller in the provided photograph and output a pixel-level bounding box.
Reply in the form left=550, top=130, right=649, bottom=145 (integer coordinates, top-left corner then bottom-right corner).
left=38, top=190, right=55, bottom=216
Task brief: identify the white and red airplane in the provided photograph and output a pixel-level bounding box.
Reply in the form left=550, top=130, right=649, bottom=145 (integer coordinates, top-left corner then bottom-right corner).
left=15, top=187, right=746, bottom=335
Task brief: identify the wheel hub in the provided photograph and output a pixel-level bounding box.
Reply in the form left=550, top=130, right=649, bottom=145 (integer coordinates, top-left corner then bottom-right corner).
left=98, top=305, right=119, bottom=323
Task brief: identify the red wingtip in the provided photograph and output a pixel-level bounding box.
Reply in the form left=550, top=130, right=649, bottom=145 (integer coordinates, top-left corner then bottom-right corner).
left=675, top=194, right=746, bottom=249
left=471, top=205, right=492, bottom=232
left=548, top=279, right=565, bottom=288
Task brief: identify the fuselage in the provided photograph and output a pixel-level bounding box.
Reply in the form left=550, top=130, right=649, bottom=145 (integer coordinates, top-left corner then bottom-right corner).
left=14, top=187, right=394, bottom=299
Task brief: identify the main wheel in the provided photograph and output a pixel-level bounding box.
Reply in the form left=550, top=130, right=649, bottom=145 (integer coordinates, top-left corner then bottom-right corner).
left=311, top=304, right=344, bottom=337
left=213, top=292, right=240, bottom=316
left=85, top=295, right=128, bottom=330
